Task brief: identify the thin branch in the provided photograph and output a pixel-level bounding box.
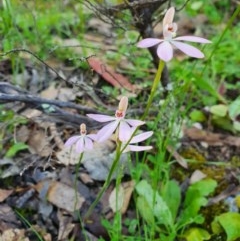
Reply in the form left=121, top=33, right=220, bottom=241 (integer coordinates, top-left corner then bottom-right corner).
left=0, top=93, right=103, bottom=114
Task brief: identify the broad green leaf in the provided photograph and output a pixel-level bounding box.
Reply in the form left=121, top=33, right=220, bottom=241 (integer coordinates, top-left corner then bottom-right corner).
left=183, top=227, right=210, bottom=241
left=229, top=97, right=240, bottom=120
left=184, top=179, right=217, bottom=206
left=190, top=1, right=203, bottom=11
left=162, top=180, right=181, bottom=221
left=193, top=78, right=219, bottom=99
left=5, top=142, right=29, bottom=157
left=210, top=104, right=228, bottom=117
left=177, top=179, right=217, bottom=227
left=136, top=196, right=155, bottom=225
left=189, top=110, right=206, bottom=122
left=135, top=180, right=173, bottom=226
left=212, top=116, right=235, bottom=133
left=233, top=121, right=240, bottom=131
left=211, top=212, right=240, bottom=241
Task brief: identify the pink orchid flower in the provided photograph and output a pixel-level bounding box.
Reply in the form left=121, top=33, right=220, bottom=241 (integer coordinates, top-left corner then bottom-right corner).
left=64, top=123, right=97, bottom=153
left=122, top=130, right=153, bottom=152
left=137, top=7, right=211, bottom=62
left=87, top=96, right=145, bottom=142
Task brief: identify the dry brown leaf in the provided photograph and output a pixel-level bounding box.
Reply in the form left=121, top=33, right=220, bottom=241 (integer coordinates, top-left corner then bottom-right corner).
left=58, top=87, right=76, bottom=102
left=35, top=181, right=85, bottom=213
left=28, top=129, right=52, bottom=157
left=109, top=185, right=124, bottom=213
left=0, top=189, right=13, bottom=202
left=109, top=180, right=135, bottom=214
left=79, top=173, right=94, bottom=184
left=21, top=108, right=42, bottom=119
left=167, top=145, right=188, bottom=169
left=1, top=229, right=29, bottom=241
left=16, top=125, right=30, bottom=143
left=184, top=127, right=240, bottom=147
left=87, top=57, right=135, bottom=91
left=57, top=210, right=74, bottom=240
left=190, top=170, right=207, bottom=184
left=40, top=83, right=58, bottom=100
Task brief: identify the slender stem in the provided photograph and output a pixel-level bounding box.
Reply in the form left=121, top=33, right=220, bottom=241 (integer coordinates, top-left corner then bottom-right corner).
left=84, top=142, right=122, bottom=220
left=141, top=60, right=165, bottom=120
left=74, top=153, right=84, bottom=211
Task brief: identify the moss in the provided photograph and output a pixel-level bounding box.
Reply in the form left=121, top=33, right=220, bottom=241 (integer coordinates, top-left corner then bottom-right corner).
left=180, top=147, right=207, bottom=168
left=230, top=156, right=240, bottom=168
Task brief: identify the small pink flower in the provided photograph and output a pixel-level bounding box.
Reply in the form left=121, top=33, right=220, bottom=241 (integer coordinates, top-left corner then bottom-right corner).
left=122, top=130, right=153, bottom=152
left=137, top=7, right=211, bottom=62
left=64, top=123, right=97, bottom=153
left=87, top=96, right=145, bottom=142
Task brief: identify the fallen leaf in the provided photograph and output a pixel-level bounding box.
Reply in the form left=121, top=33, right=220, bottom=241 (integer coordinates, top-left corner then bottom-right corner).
left=167, top=145, right=188, bottom=169
left=87, top=57, right=135, bottom=91
left=57, top=210, right=74, bottom=240
left=183, top=127, right=240, bottom=147
left=190, top=170, right=207, bottom=184
left=0, top=189, right=13, bottom=202
left=28, top=128, right=52, bottom=157
left=109, top=185, right=124, bottom=213
left=40, top=83, right=58, bottom=100
left=0, top=229, right=29, bottom=241
left=109, top=180, right=135, bottom=214
left=0, top=204, right=21, bottom=231
left=35, top=181, right=85, bottom=213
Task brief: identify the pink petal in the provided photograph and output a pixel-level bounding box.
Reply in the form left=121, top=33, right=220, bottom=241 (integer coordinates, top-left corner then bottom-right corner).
left=163, top=7, right=175, bottom=27
left=87, top=114, right=116, bottom=122
left=157, top=41, right=173, bottom=62
left=171, top=40, right=204, bottom=58
left=130, top=131, right=153, bottom=144
left=127, top=145, right=153, bottom=152
left=64, top=136, right=80, bottom=147
left=84, top=136, right=94, bottom=150
left=125, top=119, right=145, bottom=127
left=76, top=137, right=84, bottom=153
left=137, top=38, right=163, bottom=48
left=97, top=121, right=119, bottom=142
left=174, top=36, right=211, bottom=43
left=119, top=121, right=132, bottom=142
left=87, top=134, right=97, bottom=141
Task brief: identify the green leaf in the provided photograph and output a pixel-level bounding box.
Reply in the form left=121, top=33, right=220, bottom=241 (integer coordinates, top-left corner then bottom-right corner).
left=193, top=78, right=219, bottom=99
left=136, top=196, right=155, bottom=225
left=184, top=179, right=217, bottom=205
left=162, top=180, right=181, bottom=221
left=233, top=121, right=240, bottom=132
left=229, top=98, right=240, bottom=120
left=211, top=116, right=235, bottom=133
left=135, top=180, right=173, bottom=227
left=211, top=212, right=240, bottom=241
left=5, top=142, right=29, bottom=157
left=183, top=227, right=210, bottom=241
left=210, top=104, right=228, bottom=117
left=189, top=110, right=206, bottom=122
left=177, top=179, right=217, bottom=227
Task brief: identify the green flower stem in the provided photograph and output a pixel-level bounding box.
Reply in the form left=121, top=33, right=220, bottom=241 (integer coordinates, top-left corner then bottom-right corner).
left=74, top=153, right=84, bottom=211
left=84, top=142, right=122, bottom=220
left=141, top=60, right=165, bottom=120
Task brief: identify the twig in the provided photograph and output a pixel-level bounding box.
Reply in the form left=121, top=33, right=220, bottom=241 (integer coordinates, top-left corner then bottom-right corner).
left=0, top=93, right=103, bottom=114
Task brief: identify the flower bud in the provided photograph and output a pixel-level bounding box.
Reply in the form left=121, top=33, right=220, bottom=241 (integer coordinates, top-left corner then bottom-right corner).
left=80, top=123, right=87, bottom=135
left=118, top=96, right=128, bottom=112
